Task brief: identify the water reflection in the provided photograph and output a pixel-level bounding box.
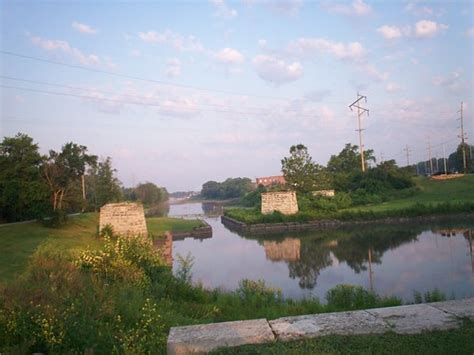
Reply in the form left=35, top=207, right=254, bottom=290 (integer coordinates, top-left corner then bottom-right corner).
left=168, top=202, right=474, bottom=301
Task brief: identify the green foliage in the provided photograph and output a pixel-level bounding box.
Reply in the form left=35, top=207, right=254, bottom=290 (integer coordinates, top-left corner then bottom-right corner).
left=86, top=157, right=122, bottom=210
left=0, top=133, right=49, bottom=222
left=326, top=285, right=401, bottom=312
left=281, top=144, right=331, bottom=192
left=41, top=209, right=68, bottom=228
left=175, top=252, right=195, bottom=284
left=239, top=185, right=266, bottom=207
left=413, top=289, right=446, bottom=304
left=201, top=177, right=254, bottom=200
left=134, top=182, right=168, bottom=206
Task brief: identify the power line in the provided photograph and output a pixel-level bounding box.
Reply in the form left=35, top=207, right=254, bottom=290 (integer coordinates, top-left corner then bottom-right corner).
left=0, top=84, right=342, bottom=119
left=0, top=75, right=337, bottom=117
left=1, top=50, right=336, bottom=103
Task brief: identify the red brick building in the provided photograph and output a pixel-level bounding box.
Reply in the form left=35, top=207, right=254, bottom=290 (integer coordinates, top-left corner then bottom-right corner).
left=256, top=175, right=286, bottom=187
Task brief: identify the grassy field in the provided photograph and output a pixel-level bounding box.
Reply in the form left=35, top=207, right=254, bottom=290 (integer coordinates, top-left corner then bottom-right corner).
left=0, top=213, right=203, bottom=283
left=212, top=321, right=474, bottom=355
left=347, top=175, right=474, bottom=213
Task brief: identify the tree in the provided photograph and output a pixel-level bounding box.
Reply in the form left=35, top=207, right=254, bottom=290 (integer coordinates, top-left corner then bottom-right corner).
left=281, top=144, right=329, bottom=193
left=327, top=143, right=375, bottom=191
left=0, top=133, right=49, bottom=221
left=135, top=182, right=168, bottom=205
left=43, top=143, right=97, bottom=211
left=86, top=157, right=122, bottom=210
left=200, top=178, right=254, bottom=199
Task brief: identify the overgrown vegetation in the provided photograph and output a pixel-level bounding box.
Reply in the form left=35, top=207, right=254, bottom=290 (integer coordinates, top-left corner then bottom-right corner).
left=0, top=226, right=410, bottom=354
left=200, top=177, right=254, bottom=200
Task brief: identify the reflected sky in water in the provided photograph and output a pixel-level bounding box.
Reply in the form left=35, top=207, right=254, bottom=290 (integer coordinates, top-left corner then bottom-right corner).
left=169, top=202, right=474, bottom=302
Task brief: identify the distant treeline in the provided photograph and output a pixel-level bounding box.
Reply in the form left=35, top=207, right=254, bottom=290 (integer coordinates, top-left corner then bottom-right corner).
left=200, top=178, right=254, bottom=200
left=413, top=143, right=474, bottom=175
left=0, top=133, right=168, bottom=223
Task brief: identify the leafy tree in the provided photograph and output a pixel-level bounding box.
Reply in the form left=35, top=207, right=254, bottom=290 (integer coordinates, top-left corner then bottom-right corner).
left=86, top=157, right=122, bottom=210
left=135, top=182, right=168, bottom=206
left=281, top=144, right=330, bottom=193
left=0, top=133, right=49, bottom=222
left=448, top=143, right=473, bottom=173
left=327, top=143, right=375, bottom=191
left=200, top=178, right=254, bottom=199
left=43, top=142, right=97, bottom=211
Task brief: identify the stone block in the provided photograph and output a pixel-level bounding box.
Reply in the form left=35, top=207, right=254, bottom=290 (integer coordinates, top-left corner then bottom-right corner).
left=167, top=319, right=275, bottom=354
left=99, top=202, right=148, bottom=237
left=430, top=298, right=474, bottom=320
left=269, top=310, right=389, bottom=341
left=261, top=191, right=298, bottom=215
left=366, top=304, right=460, bottom=334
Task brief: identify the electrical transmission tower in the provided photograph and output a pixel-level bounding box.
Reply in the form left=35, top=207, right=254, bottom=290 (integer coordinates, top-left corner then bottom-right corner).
left=349, top=93, right=369, bottom=172
left=403, top=145, right=412, bottom=166
left=458, top=101, right=468, bottom=173
left=427, top=138, right=433, bottom=175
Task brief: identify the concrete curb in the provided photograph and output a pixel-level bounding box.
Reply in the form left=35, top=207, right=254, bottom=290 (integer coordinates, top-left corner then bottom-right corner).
left=166, top=298, right=474, bottom=354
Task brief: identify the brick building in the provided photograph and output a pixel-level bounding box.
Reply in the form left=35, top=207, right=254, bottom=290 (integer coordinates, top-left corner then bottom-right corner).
left=256, top=175, right=286, bottom=187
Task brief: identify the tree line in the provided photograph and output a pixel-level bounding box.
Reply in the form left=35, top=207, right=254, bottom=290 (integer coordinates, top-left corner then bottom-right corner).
left=0, top=133, right=168, bottom=223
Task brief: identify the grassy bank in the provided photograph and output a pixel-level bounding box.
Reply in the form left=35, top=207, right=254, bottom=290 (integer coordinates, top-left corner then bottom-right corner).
left=226, top=175, right=474, bottom=224
left=212, top=321, right=474, bottom=355
left=0, top=213, right=203, bottom=283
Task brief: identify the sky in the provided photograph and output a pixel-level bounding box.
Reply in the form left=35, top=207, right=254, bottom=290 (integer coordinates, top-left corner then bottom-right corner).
left=1, top=0, right=473, bottom=191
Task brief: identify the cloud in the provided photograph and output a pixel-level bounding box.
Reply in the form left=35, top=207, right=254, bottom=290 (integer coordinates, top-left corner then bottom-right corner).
left=304, top=90, right=331, bottom=102
left=322, top=0, right=372, bottom=16
left=358, top=63, right=389, bottom=82
left=165, top=58, right=181, bottom=78
left=258, top=39, right=267, bottom=49
left=405, top=3, right=444, bottom=17
left=414, top=20, right=448, bottom=38
left=252, top=55, right=303, bottom=84
left=72, top=21, right=97, bottom=35
left=215, top=47, right=244, bottom=64
left=432, top=69, right=464, bottom=93
left=210, top=0, right=237, bottom=18
left=385, top=82, right=401, bottom=93
left=377, top=25, right=403, bottom=40
left=29, top=35, right=103, bottom=66
left=466, top=28, right=474, bottom=37
left=138, top=30, right=204, bottom=52
left=376, top=21, right=448, bottom=40
left=289, top=37, right=365, bottom=61
left=267, top=0, right=303, bottom=16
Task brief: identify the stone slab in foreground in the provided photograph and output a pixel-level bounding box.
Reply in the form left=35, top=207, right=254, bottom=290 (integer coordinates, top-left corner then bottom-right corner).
left=430, top=298, right=474, bottom=320
left=269, top=310, right=389, bottom=341
left=366, top=304, right=460, bottom=334
left=167, top=319, right=275, bottom=355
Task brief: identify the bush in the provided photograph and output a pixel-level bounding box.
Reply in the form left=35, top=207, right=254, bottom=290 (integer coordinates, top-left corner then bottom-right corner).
left=326, top=285, right=401, bottom=311
left=41, top=209, right=68, bottom=228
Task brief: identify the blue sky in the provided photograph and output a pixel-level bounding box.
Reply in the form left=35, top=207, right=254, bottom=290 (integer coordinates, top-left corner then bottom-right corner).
left=1, top=0, right=473, bottom=191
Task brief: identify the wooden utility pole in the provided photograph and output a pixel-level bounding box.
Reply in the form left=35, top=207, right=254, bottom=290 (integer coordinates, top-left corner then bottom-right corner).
left=81, top=174, right=86, bottom=212
left=458, top=102, right=467, bottom=173
left=349, top=93, right=369, bottom=172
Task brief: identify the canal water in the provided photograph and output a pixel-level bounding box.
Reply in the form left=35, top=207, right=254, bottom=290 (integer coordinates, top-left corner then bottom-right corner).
left=168, top=202, right=474, bottom=302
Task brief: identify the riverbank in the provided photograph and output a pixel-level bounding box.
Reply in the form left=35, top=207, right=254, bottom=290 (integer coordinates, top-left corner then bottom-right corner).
left=0, top=212, right=204, bottom=283
left=222, top=212, right=474, bottom=235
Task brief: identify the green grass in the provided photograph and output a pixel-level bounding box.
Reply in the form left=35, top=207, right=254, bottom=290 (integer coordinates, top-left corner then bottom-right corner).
left=346, top=175, right=474, bottom=213
left=0, top=214, right=203, bottom=283
left=212, top=320, right=474, bottom=355
left=147, top=217, right=204, bottom=236
left=0, top=213, right=101, bottom=283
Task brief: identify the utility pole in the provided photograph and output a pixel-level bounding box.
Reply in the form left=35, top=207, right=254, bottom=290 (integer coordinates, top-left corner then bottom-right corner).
left=427, top=138, right=433, bottom=175
left=81, top=174, right=86, bottom=213
left=403, top=145, right=411, bottom=166
left=458, top=101, right=467, bottom=173
left=349, top=93, right=369, bottom=172
left=380, top=152, right=384, bottom=164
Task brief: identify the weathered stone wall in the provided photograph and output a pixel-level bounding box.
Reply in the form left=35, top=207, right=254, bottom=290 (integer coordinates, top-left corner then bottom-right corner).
left=99, top=202, right=148, bottom=237
left=261, top=191, right=298, bottom=215
left=264, top=238, right=300, bottom=261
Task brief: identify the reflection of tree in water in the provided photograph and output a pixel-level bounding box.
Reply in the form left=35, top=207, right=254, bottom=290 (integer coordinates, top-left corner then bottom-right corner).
left=330, top=226, right=419, bottom=273
left=286, top=225, right=421, bottom=289
left=202, top=202, right=223, bottom=216
left=288, top=239, right=332, bottom=289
